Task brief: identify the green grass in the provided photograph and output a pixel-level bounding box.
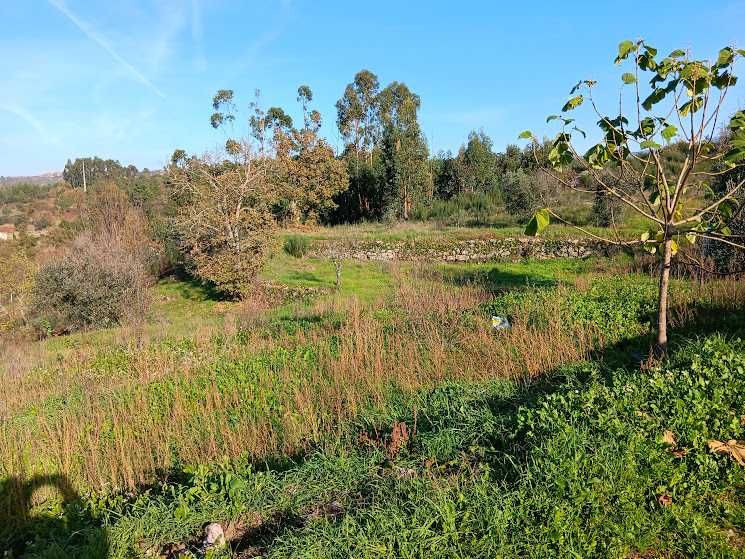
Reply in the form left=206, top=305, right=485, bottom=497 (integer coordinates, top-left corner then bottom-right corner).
left=12, top=335, right=745, bottom=558
left=262, top=253, right=393, bottom=303
left=4, top=250, right=745, bottom=558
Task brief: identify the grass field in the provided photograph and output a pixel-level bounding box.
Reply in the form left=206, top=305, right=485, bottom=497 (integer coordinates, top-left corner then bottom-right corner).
left=2, top=239, right=745, bottom=558
left=290, top=218, right=652, bottom=244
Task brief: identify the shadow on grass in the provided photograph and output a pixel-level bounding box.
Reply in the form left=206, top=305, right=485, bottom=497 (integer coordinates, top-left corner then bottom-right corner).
left=285, top=271, right=326, bottom=285
left=171, top=275, right=231, bottom=302
left=0, top=474, right=108, bottom=558
left=439, top=265, right=559, bottom=293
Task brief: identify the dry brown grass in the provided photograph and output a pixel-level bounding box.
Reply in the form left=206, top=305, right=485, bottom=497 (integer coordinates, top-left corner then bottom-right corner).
left=2, top=267, right=744, bottom=506
left=0, top=268, right=597, bottom=497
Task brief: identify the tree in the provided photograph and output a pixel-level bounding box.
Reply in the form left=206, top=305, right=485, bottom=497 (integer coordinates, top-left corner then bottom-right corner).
left=378, top=82, right=432, bottom=219
left=271, top=87, right=348, bottom=224
left=432, top=150, right=460, bottom=199
left=458, top=130, right=498, bottom=193
left=63, top=157, right=136, bottom=190
left=208, top=86, right=348, bottom=224
left=336, top=70, right=381, bottom=160
left=519, top=41, right=745, bottom=353
left=0, top=243, right=35, bottom=331
left=170, top=154, right=277, bottom=297
left=501, top=170, right=538, bottom=219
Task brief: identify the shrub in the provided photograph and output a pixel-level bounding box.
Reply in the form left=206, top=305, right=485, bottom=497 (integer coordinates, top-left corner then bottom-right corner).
left=501, top=170, right=541, bottom=220
left=171, top=156, right=277, bottom=297
left=29, top=235, right=150, bottom=335
left=283, top=234, right=310, bottom=258
left=411, top=190, right=516, bottom=227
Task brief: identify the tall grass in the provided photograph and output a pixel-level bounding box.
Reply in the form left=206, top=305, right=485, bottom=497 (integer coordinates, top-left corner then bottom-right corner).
left=0, top=268, right=595, bottom=495
left=2, top=266, right=744, bottom=514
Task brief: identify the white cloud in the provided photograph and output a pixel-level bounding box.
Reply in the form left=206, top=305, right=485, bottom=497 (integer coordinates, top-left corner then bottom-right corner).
left=47, top=0, right=166, bottom=99
left=0, top=104, right=58, bottom=144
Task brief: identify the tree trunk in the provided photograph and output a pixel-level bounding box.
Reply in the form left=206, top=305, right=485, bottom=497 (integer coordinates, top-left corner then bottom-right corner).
left=656, top=236, right=673, bottom=355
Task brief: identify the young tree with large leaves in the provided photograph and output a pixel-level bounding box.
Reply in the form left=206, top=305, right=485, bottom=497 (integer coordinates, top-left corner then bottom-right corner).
left=519, top=41, right=745, bottom=354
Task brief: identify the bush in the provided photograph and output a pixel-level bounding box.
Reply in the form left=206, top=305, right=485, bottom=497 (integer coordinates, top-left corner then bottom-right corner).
left=283, top=234, right=310, bottom=258
left=171, top=156, right=277, bottom=297
left=29, top=236, right=150, bottom=336
left=501, top=170, right=540, bottom=220
left=411, top=190, right=516, bottom=227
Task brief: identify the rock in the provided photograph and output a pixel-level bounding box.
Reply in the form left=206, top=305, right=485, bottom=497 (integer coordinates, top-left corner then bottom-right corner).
left=201, top=523, right=226, bottom=552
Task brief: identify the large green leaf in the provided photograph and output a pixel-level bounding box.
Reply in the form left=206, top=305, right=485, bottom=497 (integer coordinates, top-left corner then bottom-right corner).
left=622, top=72, right=637, bottom=84
left=642, top=88, right=667, bottom=110
left=679, top=96, right=704, bottom=117
left=638, top=117, right=655, bottom=136
left=716, top=47, right=734, bottom=67
left=584, top=144, right=610, bottom=169
left=524, top=209, right=550, bottom=236
left=518, top=130, right=534, bottom=140
left=615, top=40, right=636, bottom=64
left=661, top=124, right=678, bottom=142
left=640, top=140, right=661, bottom=149
left=562, top=95, right=584, bottom=112
left=712, top=72, right=737, bottom=89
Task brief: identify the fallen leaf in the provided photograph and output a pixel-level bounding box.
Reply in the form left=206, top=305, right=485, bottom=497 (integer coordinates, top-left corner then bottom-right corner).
left=672, top=448, right=689, bottom=458
left=662, top=430, right=677, bottom=446
left=658, top=493, right=672, bottom=507
left=708, top=439, right=745, bottom=466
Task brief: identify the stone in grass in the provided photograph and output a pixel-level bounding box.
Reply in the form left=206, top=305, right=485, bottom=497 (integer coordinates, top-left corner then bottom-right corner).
left=201, top=523, right=226, bottom=552
left=491, top=316, right=511, bottom=330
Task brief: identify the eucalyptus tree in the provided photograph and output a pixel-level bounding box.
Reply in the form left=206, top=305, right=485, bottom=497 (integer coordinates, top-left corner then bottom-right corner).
left=519, top=40, right=745, bottom=353
left=378, top=81, right=432, bottom=219
left=458, top=130, right=499, bottom=193
left=336, top=70, right=382, bottom=160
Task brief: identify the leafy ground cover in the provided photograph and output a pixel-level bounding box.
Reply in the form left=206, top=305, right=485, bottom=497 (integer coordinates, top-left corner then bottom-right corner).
left=2, top=248, right=744, bottom=558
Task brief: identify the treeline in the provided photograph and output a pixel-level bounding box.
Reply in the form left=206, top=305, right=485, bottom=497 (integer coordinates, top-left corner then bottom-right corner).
left=198, top=70, right=599, bottom=228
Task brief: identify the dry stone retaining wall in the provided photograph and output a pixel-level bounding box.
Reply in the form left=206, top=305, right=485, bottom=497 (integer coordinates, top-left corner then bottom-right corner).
left=311, top=237, right=618, bottom=263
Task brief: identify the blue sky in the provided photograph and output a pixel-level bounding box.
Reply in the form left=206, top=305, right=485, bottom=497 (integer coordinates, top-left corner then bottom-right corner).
left=1, top=0, right=744, bottom=176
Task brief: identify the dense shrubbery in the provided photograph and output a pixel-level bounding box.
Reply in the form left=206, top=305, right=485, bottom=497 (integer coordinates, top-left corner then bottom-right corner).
left=28, top=183, right=155, bottom=336
left=0, top=183, right=53, bottom=204
left=29, top=237, right=149, bottom=335
left=411, top=190, right=515, bottom=226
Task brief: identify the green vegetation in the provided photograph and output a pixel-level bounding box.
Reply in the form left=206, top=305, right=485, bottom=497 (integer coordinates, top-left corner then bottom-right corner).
left=1, top=39, right=744, bottom=559
left=283, top=235, right=311, bottom=259
left=519, top=41, right=745, bottom=352
left=3, top=249, right=745, bottom=557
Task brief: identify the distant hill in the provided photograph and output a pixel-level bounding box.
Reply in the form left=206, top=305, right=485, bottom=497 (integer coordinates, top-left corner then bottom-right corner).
left=0, top=172, right=63, bottom=187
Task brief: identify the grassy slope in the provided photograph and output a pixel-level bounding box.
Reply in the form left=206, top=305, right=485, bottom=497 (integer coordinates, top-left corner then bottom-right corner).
left=3, top=247, right=745, bottom=557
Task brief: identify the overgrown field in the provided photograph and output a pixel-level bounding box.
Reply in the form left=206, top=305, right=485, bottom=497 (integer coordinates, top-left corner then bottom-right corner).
left=2, top=251, right=745, bottom=558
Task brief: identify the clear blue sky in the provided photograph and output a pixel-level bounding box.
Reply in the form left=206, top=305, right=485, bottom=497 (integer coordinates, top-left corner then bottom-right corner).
left=1, top=0, right=744, bottom=176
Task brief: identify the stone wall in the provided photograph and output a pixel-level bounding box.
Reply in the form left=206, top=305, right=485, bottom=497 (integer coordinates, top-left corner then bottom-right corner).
left=311, top=237, right=618, bottom=263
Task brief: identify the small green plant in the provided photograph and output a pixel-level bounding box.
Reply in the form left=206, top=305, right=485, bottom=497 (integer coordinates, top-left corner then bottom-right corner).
left=283, top=234, right=311, bottom=258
